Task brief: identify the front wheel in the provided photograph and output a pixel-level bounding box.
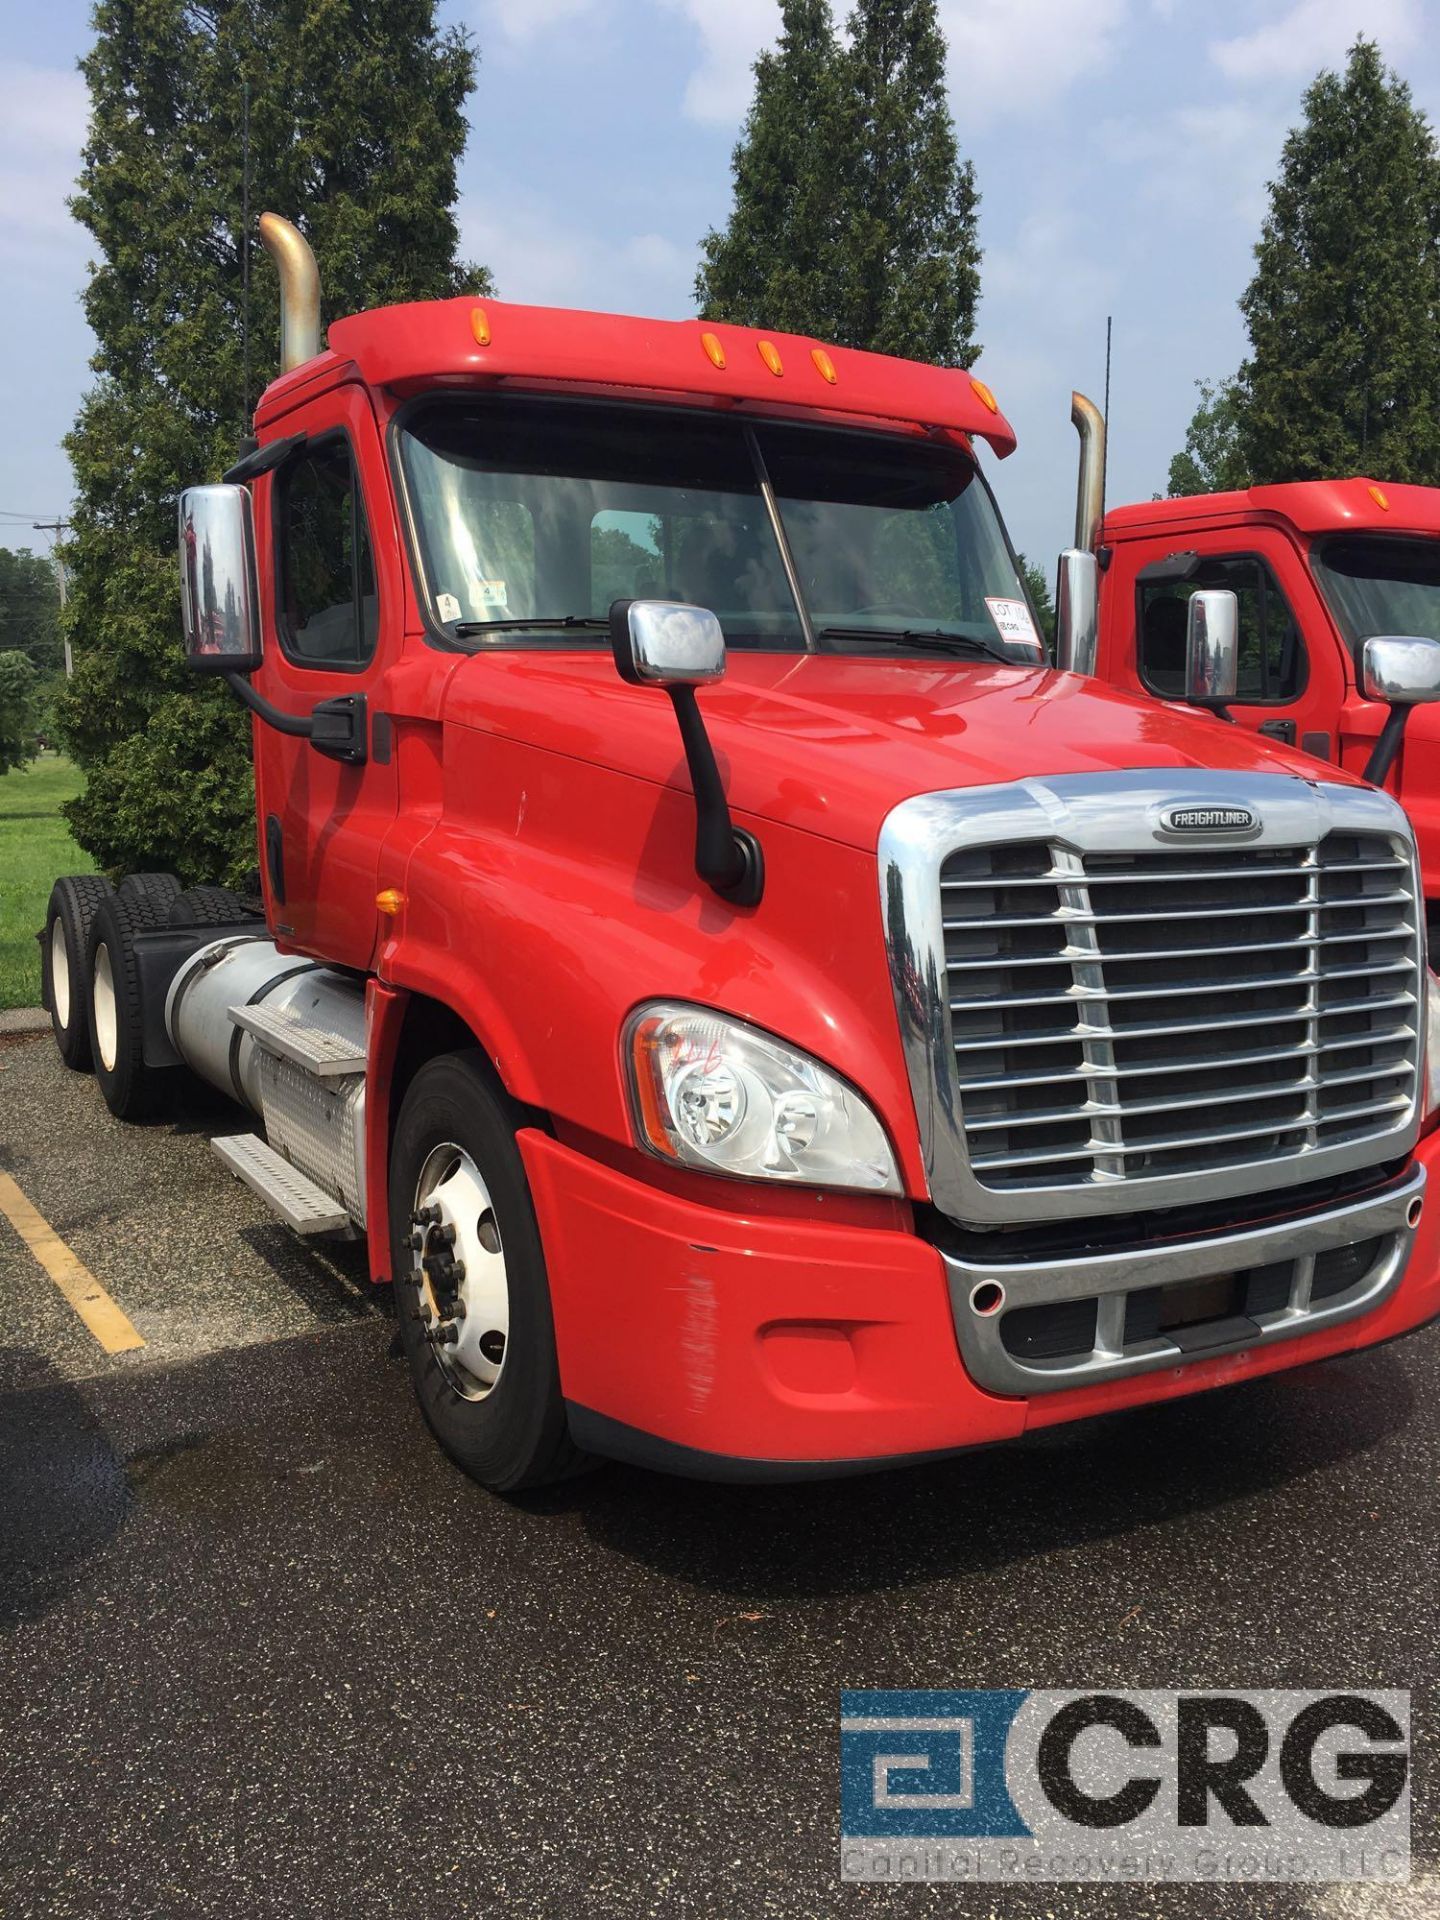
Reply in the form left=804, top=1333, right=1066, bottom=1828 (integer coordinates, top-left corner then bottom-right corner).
left=389, top=1053, right=585, bottom=1493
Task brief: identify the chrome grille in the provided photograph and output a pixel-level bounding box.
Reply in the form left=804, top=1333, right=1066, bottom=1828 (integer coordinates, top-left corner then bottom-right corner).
left=941, top=831, right=1420, bottom=1192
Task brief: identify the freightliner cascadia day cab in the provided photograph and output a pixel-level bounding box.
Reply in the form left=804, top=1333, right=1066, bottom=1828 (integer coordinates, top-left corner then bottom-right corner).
left=1065, top=393, right=1440, bottom=936
left=40, top=217, right=1440, bottom=1492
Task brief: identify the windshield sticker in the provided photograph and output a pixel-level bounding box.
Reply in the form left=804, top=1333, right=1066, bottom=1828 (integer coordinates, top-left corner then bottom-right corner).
left=476, top=579, right=508, bottom=607
left=436, top=592, right=461, bottom=624
left=985, top=597, right=1042, bottom=651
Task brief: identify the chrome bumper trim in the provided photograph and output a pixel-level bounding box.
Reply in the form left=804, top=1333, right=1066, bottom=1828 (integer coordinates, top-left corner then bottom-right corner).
left=942, top=1164, right=1424, bottom=1396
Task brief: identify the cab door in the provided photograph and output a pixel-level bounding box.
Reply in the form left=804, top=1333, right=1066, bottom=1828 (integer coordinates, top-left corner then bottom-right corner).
left=1129, top=534, right=1348, bottom=764
left=253, top=382, right=400, bottom=970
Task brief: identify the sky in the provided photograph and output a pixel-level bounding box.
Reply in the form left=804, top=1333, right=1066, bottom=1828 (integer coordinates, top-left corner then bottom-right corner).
left=1, top=0, right=1438, bottom=576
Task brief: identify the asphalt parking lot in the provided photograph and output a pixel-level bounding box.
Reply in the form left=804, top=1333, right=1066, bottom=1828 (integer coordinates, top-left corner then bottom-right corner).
left=2, top=1027, right=1438, bottom=1919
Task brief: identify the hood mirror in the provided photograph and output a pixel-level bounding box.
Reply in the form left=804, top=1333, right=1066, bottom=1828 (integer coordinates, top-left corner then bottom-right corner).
left=608, top=599, right=761, bottom=908
left=1361, top=635, right=1440, bottom=785
left=1184, top=589, right=1239, bottom=708
left=610, top=599, right=726, bottom=688
left=178, top=485, right=263, bottom=674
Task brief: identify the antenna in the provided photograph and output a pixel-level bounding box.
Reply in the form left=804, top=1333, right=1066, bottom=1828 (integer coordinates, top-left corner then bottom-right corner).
left=241, top=78, right=251, bottom=436
left=1101, top=314, right=1112, bottom=532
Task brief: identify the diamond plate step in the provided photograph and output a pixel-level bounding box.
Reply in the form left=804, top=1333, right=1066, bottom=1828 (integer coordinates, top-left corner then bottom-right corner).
left=212, top=1133, right=352, bottom=1236
left=229, top=1002, right=365, bottom=1077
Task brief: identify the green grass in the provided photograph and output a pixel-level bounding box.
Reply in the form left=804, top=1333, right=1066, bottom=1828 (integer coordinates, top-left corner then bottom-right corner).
left=0, top=755, right=94, bottom=1011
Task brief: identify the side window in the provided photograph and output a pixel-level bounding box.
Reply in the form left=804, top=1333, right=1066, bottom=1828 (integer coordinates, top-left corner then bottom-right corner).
left=278, top=438, right=378, bottom=667
left=1138, top=555, right=1304, bottom=704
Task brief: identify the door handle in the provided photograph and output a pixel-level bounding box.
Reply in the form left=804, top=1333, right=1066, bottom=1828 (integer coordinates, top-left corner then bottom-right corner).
left=1257, top=719, right=1296, bottom=745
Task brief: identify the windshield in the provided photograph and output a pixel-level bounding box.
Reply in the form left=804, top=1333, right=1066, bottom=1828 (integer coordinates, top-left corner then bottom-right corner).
left=397, top=399, right=1041, bottom=661
left=1315, top=536, right=1440, bottom=655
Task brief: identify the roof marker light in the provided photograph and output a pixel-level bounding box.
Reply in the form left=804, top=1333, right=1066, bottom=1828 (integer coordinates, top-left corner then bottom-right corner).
left=811, top=347, right=837, bottom=384
left=470, top=307, right=491, bottom=347
left=701, top=331, right=726, bottom=369
left=970, top=376, right=999, bottom=413
left=1368, top=484, right=1390, bottom=511
left=758, top=340, right=784, bottom=377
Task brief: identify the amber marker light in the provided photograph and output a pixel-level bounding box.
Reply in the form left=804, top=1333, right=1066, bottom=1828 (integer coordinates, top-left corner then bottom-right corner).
left=376, top=888, right=407, bottom=916
left=470, top=307, right=492, bottom=347
left=970, top=376, right=999, bottom=413
left=758, top=340, right=784, bottom=377
left=701, top=331, right=726, bottom=369
left=1368, top=485, right=1391, bottom=511
left=811, top=347, right=837, bottom=384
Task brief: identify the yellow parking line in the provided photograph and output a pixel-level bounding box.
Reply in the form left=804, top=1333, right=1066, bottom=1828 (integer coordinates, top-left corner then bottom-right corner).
left=0, top=1171, right=145, bottom=1354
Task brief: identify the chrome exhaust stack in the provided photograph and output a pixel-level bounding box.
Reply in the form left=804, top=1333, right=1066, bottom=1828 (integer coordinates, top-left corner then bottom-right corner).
left=1071, top=390, right=1106, bottom=552
left=1054, top=391, right=1106, bottom=675
left=257, top=212, right=322, bottom=372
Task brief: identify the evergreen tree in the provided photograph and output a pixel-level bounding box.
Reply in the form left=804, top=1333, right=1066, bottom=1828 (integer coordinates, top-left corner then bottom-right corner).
left=1016, top=555, right=1055, bottom=650
left=694, top=1, right=844, bottom=337
left=1167, top=378, right=1251, bottom=496
left=0, top=549, right=63, bottom=676
left=59, top=0, right=487, bottom=885
left=1236, top=38, right=1440, bottom=486
left=0, top=653, right=38, bottom=775
left=698, top=0, right=981, bottom=366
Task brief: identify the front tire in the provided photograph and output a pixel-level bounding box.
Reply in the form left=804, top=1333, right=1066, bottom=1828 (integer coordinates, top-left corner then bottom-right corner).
left=389, top=1053, right=584, bottom=1492
left=44, top=874, right=113, bottom=1071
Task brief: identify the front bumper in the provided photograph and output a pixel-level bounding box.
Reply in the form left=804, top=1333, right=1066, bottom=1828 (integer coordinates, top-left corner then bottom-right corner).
left=520, top=1129, right=1440, bottom=1479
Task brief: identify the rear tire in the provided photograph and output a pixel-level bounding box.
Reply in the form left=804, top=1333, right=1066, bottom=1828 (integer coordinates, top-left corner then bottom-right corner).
left=389, top=1052, right=586, bottom=1493
left=116, top=871, right=183, bottom=919
left=85, top=890, right=174, bottom=1122
left=43, top=874, right=114, bottom=1071
left=167, top=885, right=258, bottom=929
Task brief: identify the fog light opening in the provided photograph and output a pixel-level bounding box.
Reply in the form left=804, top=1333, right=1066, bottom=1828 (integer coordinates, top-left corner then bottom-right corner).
left=1407, top=1196, right=1423, bottom=1230
left=970, top=1280, right=1005, bottom=1317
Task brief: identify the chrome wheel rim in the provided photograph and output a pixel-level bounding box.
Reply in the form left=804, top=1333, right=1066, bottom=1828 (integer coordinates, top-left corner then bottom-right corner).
left=93, top=942, right=117, bottom=1072
left=50, top=919, right=71, bottom=1030
left=409, top=1143, right=509, bottom=1401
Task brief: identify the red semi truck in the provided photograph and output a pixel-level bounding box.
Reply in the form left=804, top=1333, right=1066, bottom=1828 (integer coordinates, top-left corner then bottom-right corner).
left=38, top=218, right=1440, bottom=1491
left=1063, top=395, right=1440, bottom=929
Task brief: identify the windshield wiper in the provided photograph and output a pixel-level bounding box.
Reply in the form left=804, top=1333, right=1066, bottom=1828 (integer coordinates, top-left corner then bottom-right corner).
left=817, top=624, right=1016, bottom=664
left=453, top=615, right=610, bottom=637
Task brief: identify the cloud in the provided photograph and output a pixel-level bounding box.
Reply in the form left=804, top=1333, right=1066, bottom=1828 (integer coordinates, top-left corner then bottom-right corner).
left=1099, top=96, right=1280, bottom=226
left=937, top=0, right=1131, bottom=128
left=479, top=0, right=600, bottom=45
left=1210, top=0, right=1421, bottom=83
left=0, top=60, right=87, bottom=263
left=658, top=0, right=780, bottom=124
left=459, top=193, right=697, bottom=314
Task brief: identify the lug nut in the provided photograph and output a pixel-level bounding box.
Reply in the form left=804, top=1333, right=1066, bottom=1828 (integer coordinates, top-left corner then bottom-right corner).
left=426, top=1323, right=460, bottom=1347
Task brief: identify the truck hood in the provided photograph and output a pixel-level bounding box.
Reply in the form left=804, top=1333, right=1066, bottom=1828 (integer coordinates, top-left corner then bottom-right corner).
left=444, top=650, right=1359, bottom=852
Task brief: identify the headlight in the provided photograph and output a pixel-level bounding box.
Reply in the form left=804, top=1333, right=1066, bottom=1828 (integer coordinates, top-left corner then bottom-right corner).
left=625, top=1002, right=902, bottom=1193
left=1426, top=969, right=1440, bottom=1124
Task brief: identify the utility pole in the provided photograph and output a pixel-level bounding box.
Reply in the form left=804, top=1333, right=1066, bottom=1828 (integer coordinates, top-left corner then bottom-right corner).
left=32, top=520, right=71, bottom=678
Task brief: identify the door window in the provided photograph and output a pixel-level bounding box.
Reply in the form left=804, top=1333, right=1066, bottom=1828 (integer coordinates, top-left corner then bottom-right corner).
left=1137, top=554, right=1304, bottom=703
left=277, top=437, right=379, bottom=667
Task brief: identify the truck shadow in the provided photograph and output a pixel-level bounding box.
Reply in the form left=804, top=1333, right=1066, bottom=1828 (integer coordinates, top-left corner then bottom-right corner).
left=555, top=1344, right=1419, bottom=1601
left=0, top=1347, right=133, bottom=1629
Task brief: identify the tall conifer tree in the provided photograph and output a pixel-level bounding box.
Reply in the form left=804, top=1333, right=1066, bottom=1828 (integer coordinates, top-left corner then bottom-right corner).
left=60, top=0, right=486, bottom=883
left=698, top=0, right=980, bottom=366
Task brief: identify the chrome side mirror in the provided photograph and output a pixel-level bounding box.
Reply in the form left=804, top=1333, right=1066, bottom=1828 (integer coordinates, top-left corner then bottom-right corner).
left=1362, top=635, right=1440, bottom=705
left=178, top=485, right=262, bottom=674
left=1053, top=549, right=1098, bottom=674
left=1184, top=589, right=1239, bottom=705
left=609, top=599, right=726, bottom=688
left=606, top=597, right=760, bottom=907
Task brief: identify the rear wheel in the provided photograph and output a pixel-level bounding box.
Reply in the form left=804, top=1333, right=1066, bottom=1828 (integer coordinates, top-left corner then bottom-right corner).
left=85, top=885, right=177, bottom=1121
left=116, top=871, right=182, bottom=919
left=389, top=1052, right=585, bottom=1493
left=43, top=874, right=114, bottom=1071
left=167, top=884, right=258, bottom=929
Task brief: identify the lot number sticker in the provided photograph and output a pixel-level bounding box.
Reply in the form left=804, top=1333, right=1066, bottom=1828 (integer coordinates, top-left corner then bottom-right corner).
left=984, top=597, right=1042, bottom=652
